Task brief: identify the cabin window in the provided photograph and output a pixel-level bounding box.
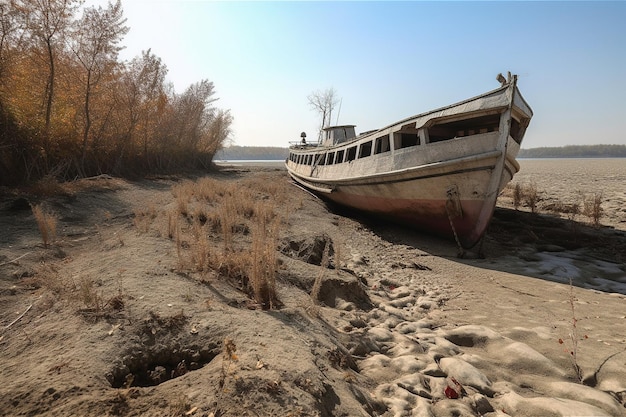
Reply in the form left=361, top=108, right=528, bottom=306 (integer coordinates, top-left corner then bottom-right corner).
left=318, top=153, right=326, bottom=166
left=327, top=152, right=335, bottom=165
left=394, top=132, right=420, bottom=149
left=510, top=118, right=523, bottom=144
left=428, top=113, right=500, bottom=143
left=374, top=135, right=390, bottom=154
left=346, top=146, right=357, bottom=162
left=358, top=141, right=372, bottom=159
left=336, top=149, right=345, bottom=163
left=295, top=155, right=300, bottom=164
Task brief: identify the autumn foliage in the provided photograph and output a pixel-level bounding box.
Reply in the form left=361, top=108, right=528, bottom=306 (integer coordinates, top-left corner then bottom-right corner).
left=0, top=0, right=232, bottom=186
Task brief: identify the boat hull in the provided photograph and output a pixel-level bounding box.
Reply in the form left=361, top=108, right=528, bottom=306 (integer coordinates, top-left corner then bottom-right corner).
left=288, top=144, right=519, bottom=248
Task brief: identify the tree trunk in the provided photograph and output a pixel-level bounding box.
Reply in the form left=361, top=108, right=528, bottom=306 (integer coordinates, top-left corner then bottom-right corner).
left=80, top=68, right=92, bottom=174
left=44, top=37, right=55, bottom=169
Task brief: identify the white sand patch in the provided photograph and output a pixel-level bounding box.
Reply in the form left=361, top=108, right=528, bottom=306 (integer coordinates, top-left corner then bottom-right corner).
left=498, top=390, right=613, bottom=416
left=546, top=381, right=624, bottom=416
left=439, top=357, right=494, bottom=396
left=441, top=324, right=503, bottom=347
left=501, top=341, right=566, bottom=377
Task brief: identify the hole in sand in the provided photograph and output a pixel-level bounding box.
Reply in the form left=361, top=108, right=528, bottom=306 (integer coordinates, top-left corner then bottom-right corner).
left=107, top=343, right=220, bottom=388
left=280, top=233, right=335, bottom=266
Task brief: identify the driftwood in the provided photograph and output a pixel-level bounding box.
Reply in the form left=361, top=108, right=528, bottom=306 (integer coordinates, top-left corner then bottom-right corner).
left=2, top=304, right=33, bottom=333
left=84, top=174, right=113, bottom=180
left=0, top=252, right=31, bottom=267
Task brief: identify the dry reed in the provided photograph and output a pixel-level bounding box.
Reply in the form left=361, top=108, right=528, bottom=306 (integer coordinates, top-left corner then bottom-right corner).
left=167, top=173, right=296, bottom=309
left=250, top=201, right=280, bottom=309
left=31, top=204, right=58, bottom=247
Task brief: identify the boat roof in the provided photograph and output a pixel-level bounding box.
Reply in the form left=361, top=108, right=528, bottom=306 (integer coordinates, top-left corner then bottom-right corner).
left=322, top=125, right=356, bottom=131
left=355, top=81, right=532, bottom=138
left=293, top=77, right=533, bottom=150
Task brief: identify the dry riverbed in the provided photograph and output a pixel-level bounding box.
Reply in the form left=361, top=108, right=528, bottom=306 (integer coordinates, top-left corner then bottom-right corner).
left=1, top=160, right=625, bottom=416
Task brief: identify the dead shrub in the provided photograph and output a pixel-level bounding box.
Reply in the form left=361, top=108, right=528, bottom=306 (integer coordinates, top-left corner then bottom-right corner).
left=567, top=202, right=581, bottom=222
left=75, top=277, right=106, bottom=321
left=26, top=263, right=67, bottom=295
left=29, top=175, right=70, bottom=197
left=583, top=192, right=603, bottom=226
left=523, top=182, right=539, bottom=213
left=31, top=204, right=58, bottom=247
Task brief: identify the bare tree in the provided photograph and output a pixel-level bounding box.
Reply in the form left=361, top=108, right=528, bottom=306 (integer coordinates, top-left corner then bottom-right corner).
left=71, top=0, right=128, bottom=172
left=307, top=87, right=339, bottom=141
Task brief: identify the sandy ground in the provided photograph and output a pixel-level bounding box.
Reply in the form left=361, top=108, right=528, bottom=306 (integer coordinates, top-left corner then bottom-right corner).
left=1, top=159, right=625, bottom=417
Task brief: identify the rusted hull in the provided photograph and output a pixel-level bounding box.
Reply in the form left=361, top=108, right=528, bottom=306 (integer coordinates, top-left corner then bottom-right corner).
left=327, top=192, right=486, bottom=246
left=288, top=154, right=515, bottom=248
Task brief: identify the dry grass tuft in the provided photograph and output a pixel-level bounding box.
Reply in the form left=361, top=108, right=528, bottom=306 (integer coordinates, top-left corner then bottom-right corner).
left=219, top=193, right=237, bottom=253
left=168, top=394, right=192, bottom=416
left=249, top=201, right=280, bottom=309
left=167, top=209, right=178, bottom=239
left=133, top=204, right=157, bottom=233
left=167, top=174, right=297, bottom=309
left=190, top=224, right=213, bottom=272
left=31, top=204, right=58, bottom=248
left=506, top=182, right=605, bottom=229
left=172, top=180, right=195, bottom=217
left=28, top=175, right=71, bottom=197
left=523, top=182, right=539, bottom=213
left=583, top=192, right=603, bottom=226
left=25, top=263, right=67, bottom=296
left=505, top=182, right=539, bottom=213
left=77, top=277, right=104, bottom=314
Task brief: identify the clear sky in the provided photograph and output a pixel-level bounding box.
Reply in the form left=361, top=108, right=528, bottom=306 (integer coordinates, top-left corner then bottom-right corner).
left=89, top=1, right=626, bottom=149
